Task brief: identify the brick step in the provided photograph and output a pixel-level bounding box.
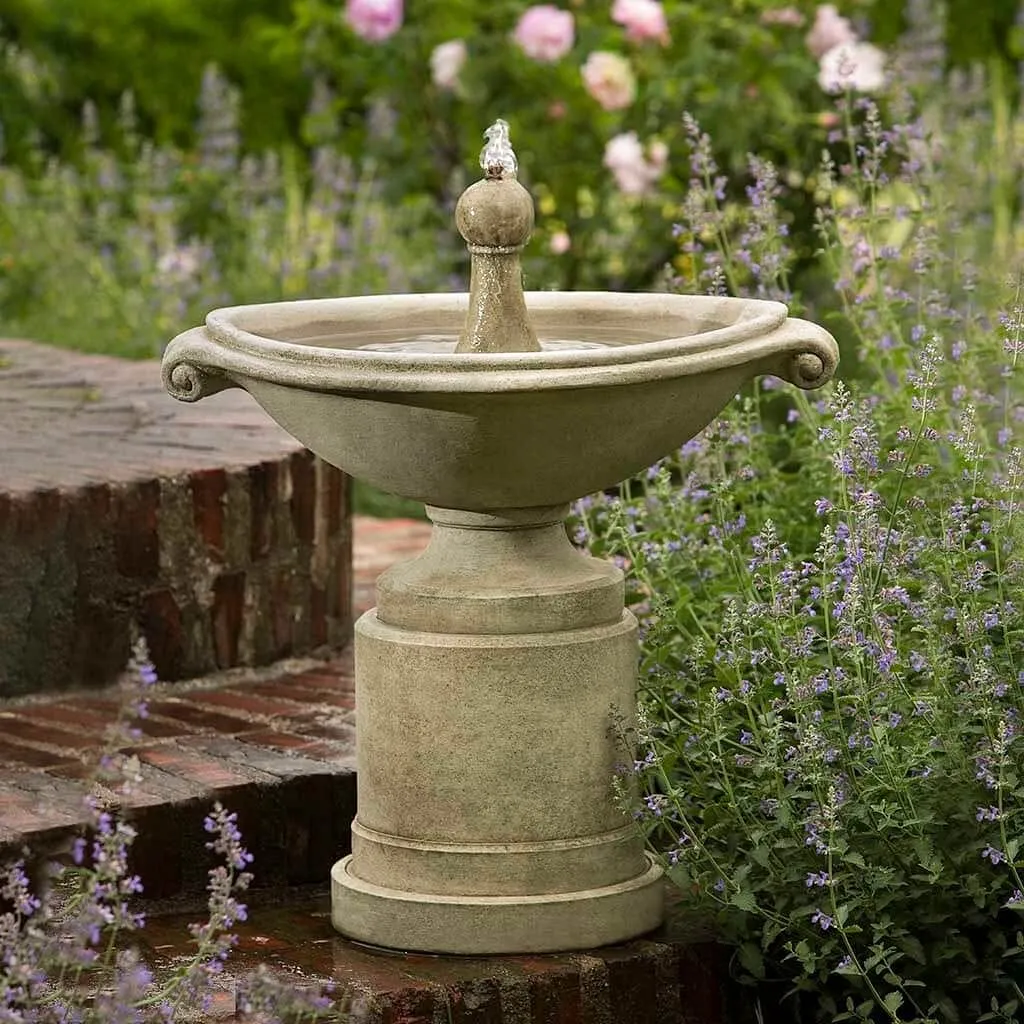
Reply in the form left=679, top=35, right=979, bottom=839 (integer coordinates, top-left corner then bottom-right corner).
left=0, top=515, right=431, bottom=897
left=0, top=340, right=357, bottom=697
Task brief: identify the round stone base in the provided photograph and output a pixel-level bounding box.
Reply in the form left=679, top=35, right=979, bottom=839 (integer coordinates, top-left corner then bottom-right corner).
left=331, top=853, right=665, bottom=955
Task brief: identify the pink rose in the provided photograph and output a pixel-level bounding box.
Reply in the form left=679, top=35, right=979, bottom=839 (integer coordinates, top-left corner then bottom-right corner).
left=549, top=230, right=571, bottom=255
left=805, top=4, right=857, bottom=59
left=759, top=6, right=806, bottom=27
left=817, top=41, right=886, bottom=93
left=430, top=40, right=467, bottom=90
left=611, top=0, right=670, bottom=45
left=344, top=0, right=403, bottom=42
left=603, top=132, right=667, bottom=195
left=512, top=5, right=575, bottom=62
left=581, top=51, right=637, bottom=111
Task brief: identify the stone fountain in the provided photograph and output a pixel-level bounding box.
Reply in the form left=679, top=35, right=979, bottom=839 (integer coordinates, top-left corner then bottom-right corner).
left=162, top=120, right=838, bottom=955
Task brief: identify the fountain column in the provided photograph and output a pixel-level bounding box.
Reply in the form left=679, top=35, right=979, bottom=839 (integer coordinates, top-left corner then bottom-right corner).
left=331, top=507, right=664, bottom=953
left=330, top=121, right=664, bottom=953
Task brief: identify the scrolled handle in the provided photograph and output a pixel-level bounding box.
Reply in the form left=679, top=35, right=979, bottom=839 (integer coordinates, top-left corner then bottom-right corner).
left=762, top=318, right=839, bottom=391
left=161, top=327, right=236, bottom=403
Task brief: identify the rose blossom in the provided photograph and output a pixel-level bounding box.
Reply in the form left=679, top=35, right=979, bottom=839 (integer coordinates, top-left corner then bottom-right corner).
left=344, top=0, right=403, bottom=42
left=603, top=132, right=667, bottom=195
left=549, top=231, right=571, bottom=254
left=581, top=51, right=637, bottom=111
left=760, top=6, right=805, bottom=27
left=818, top=41, right=886, bottom=93
left=611, top=0, right=670, bottom=45
left=512, top=5, right=575, bottom=62
left=430, top=40, right=467, bottom=90
left=805, top=4, right=857, bottom=59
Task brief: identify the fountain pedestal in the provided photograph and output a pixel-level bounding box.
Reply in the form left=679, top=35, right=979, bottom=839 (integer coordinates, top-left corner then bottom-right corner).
left=331, top=506, right=664, bottom=953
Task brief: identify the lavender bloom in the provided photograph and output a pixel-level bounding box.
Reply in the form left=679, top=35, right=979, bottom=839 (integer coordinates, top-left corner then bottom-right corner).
left=811, top=909, right=834, bottom=930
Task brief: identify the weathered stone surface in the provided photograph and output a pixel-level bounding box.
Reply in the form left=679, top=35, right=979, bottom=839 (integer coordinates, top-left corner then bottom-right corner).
left=0, top=340, right=353, bottom=696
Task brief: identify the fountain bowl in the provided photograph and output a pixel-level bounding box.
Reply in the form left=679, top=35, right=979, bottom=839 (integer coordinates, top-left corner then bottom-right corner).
left=163, top=290, right=837, bottom=511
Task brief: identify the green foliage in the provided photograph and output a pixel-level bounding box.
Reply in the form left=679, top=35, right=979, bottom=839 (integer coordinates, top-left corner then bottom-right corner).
left=0, top=0, right=305, bottom=156
left=0, top=89, right=450, bottom=357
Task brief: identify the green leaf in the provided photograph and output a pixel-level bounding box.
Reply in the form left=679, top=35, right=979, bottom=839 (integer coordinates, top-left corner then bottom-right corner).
left=738, top=941, right=765, bottom=979
left=729, top=889, right=757, bottom=913
left=882, top=991, right=904, bottom=1015
left=897, top=935, right=927, bottom=965
left=748, top=845, right=770, bottom=868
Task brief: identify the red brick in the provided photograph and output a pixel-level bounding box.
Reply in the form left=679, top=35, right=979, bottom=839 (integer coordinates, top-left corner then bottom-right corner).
left=28, top=490, right=63, bottom=538
left=140, top=588, right=186, bottom=679
left=211, top=571, right=246, bottom=668
left=530, top=969, right=583, bottom=1024
left=135, top=746, right=260, bottom=789
left=0, top=342, right=352, bottom=698
left=325, top=463, right=344, bottom=538
left=191, top=689, right=304, bottom=719
left=289, top=452, right=316, bottom=544
left=0, top=492, right=12, bottom=536
left=248, top=461, right=277, bottom=560
left=0, top=737, right=76, bottom=769
left=282, top=739, right=352, bottom=762
left=310, top=585, right=327, bottom=646
left=191, top=468, right=227, bottom=557
left=14, top=702, right=111, bottom=734
left=146, top=700, right=253, bottom=734
left=133, top=715, right=196, bottom=740
left=66, top=483, right=111, bottom=542
left=0, top=715, right=97, bottom=752
left=242, top=730, right=320, bottom=753
left=251, top=683, right=353, bottom=712
left=289, top=720, right=355, bottom=743
left=113, top=480, right=160, bottom=579
left=272, top=572, right=294, bottom=656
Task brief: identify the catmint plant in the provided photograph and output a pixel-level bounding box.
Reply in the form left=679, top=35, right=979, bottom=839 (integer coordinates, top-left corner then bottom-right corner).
left=575, top=87, right=1024, bottom=1024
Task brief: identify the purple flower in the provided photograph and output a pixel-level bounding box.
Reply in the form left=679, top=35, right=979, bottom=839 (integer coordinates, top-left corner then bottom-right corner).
left=806, top=871, right=830, bottom=888
left=982, top=845, right=1005, bottom=865
left=739, top=730, right=754, bottom=746
left=811, top=909, right=834, bottom=930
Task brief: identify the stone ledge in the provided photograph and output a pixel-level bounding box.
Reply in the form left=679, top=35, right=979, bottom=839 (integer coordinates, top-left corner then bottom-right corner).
left=141, top=893, right=744, bottom=1024
left=0, top=339, right=353, bottom=696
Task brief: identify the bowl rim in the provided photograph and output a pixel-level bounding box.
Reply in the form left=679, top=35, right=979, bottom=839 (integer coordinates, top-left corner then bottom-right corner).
left=204, top=291, right=788, bottom=372
left=162, top=291, right=837, bottom=397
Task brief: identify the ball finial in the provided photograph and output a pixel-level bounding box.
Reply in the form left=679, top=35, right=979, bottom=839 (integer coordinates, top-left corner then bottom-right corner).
left=455, top=120, right=533, bottom=252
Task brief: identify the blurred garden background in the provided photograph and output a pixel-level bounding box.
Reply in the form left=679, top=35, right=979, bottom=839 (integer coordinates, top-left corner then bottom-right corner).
left=4, top=2, right=1024, bottom=1020
left=0, top=0, right=1018, bottom=361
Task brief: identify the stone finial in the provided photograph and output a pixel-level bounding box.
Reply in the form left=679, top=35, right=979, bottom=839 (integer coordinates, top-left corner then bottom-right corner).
left=454, top=120, right=541, bottom=354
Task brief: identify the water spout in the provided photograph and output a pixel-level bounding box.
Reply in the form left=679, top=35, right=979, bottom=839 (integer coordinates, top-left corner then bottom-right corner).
left=480, top=118, right=517, bottom=179
left=455, top=120, right=541, bottom=354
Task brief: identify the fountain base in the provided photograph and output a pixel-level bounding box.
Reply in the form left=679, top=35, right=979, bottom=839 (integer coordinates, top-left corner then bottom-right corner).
left=330, top=505, right=664, bottom=954
left=331, top=851, right=664, bottom=955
